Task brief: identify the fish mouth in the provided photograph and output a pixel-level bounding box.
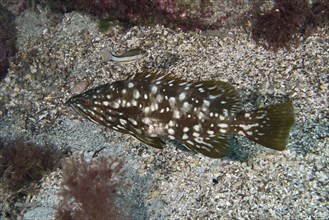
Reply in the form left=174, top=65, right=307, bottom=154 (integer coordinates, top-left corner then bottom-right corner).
left=65, top=97, right=93, bottom=121
left=65, top=98, right=75, bottom=109
left=65, top=98, right=81, bottom=114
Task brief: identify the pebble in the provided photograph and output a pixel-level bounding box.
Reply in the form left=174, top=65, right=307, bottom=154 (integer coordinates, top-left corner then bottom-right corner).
left=71, top=80, right=89, bottom=94
left=30, top=65, right=37, bottom=73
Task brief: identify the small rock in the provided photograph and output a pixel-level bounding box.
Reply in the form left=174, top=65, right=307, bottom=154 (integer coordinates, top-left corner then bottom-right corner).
left=71, top=80, right=89, bottom=94
left=30, top=65, right=37, bottom=74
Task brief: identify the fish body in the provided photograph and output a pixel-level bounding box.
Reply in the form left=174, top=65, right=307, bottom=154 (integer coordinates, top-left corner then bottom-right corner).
left=67, top=71, right=295, bottom=158
left=102, top=48, right=147, bottom=63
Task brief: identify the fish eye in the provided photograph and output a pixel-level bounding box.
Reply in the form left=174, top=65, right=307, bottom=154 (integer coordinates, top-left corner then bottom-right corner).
left=81, top=98, right=92, bottom=106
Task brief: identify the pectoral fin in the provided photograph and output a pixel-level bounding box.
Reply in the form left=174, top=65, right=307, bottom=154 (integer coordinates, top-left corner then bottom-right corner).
left=131, top=133, right=166, bottom=149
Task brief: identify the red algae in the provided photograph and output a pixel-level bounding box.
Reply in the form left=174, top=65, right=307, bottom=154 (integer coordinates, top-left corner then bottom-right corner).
left=0, top=4, right=16, bottom=79
left=49, top=0, right=225, bottom=31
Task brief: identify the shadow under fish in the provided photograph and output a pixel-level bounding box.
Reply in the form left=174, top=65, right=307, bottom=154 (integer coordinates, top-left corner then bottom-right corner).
left=66, top=71, right=295, bottom=158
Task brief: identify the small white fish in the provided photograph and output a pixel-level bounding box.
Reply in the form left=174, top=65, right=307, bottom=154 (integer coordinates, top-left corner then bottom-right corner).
left=102, top=48, right=147, bottom=63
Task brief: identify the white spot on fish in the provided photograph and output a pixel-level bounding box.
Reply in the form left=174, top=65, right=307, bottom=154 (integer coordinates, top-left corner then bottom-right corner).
left=218, top=123, right=228, bottom=128
left=111, top=102, right=120, bottom=109
left=173, top=110, right=180, bottom=119
left=143, top=117, right=151, bottom=124
left=209, top=94, right=221, bottom=99
left=119, top=119, right=127, bottom=125
left=168, top=128, right=175, bottom=135
left=168, top=135, right=175, bottom=140
left=203, top=100, right=210, bottom=107
left=169, top=97, right=176, bottom=107
left=179, top=93, right=186, bottom=101
left=239, top=123, right=259, bottom=130
left=128, top=82, right=134, bottom=88
left=223, top=109, right=229, bottom=116
left=131, top=99, right=138, bottom=106
left=128, top=118, right=138, bottom=125
left=207, top=130, right=214, bottom=135
left=193, top=125, right=200, bottom=131
left=144, top=106, right=151, bottom=114
left=193, top=132, right=200, bottom=137
left=169, top=120, right=176, bottom=127
left=156, top=94, right=163, bottom=103
left=150, top=103, right=158, bottom=111
left=220, top=129, right=227, bottom=133
left=256, top=114, right=266, bottom=119
left=151, top=85, right=158, bottom=94
left=198, top=112, right=206, bottom=119
left=117, top=125, right=125, bottom=130
left=133, top=90, right=140, bottom=99
left=182, top=102, right=192, bottom=112
left=156, top=75, right=165, bottom=81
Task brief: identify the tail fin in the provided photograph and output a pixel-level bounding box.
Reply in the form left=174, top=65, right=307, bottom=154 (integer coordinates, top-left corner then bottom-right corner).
left=236, top=102, right=295, bottom=151
left=101, top=50, right=114, bottom=62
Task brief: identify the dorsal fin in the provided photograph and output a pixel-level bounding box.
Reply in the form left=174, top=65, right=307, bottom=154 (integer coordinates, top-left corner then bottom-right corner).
left=191, top=80, right=243, bottom=114
left=132, top=69, right=171, bottom=80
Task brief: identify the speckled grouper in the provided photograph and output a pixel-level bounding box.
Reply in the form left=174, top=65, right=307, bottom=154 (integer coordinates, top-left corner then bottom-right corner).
left=66, top=71, right=295, bottom=158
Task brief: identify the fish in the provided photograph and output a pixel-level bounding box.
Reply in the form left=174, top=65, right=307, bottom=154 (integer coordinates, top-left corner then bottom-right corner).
left=102, top=48, right=147, bottom=63
left=66, top=71, right=295, bottom=158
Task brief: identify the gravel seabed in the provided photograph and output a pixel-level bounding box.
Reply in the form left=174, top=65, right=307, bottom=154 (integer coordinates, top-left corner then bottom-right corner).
left=0, top=5, right=328, bottom=220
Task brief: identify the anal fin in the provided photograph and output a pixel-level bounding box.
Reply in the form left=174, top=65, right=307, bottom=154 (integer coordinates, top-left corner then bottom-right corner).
left=181, top=136, right=231, bottom=158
